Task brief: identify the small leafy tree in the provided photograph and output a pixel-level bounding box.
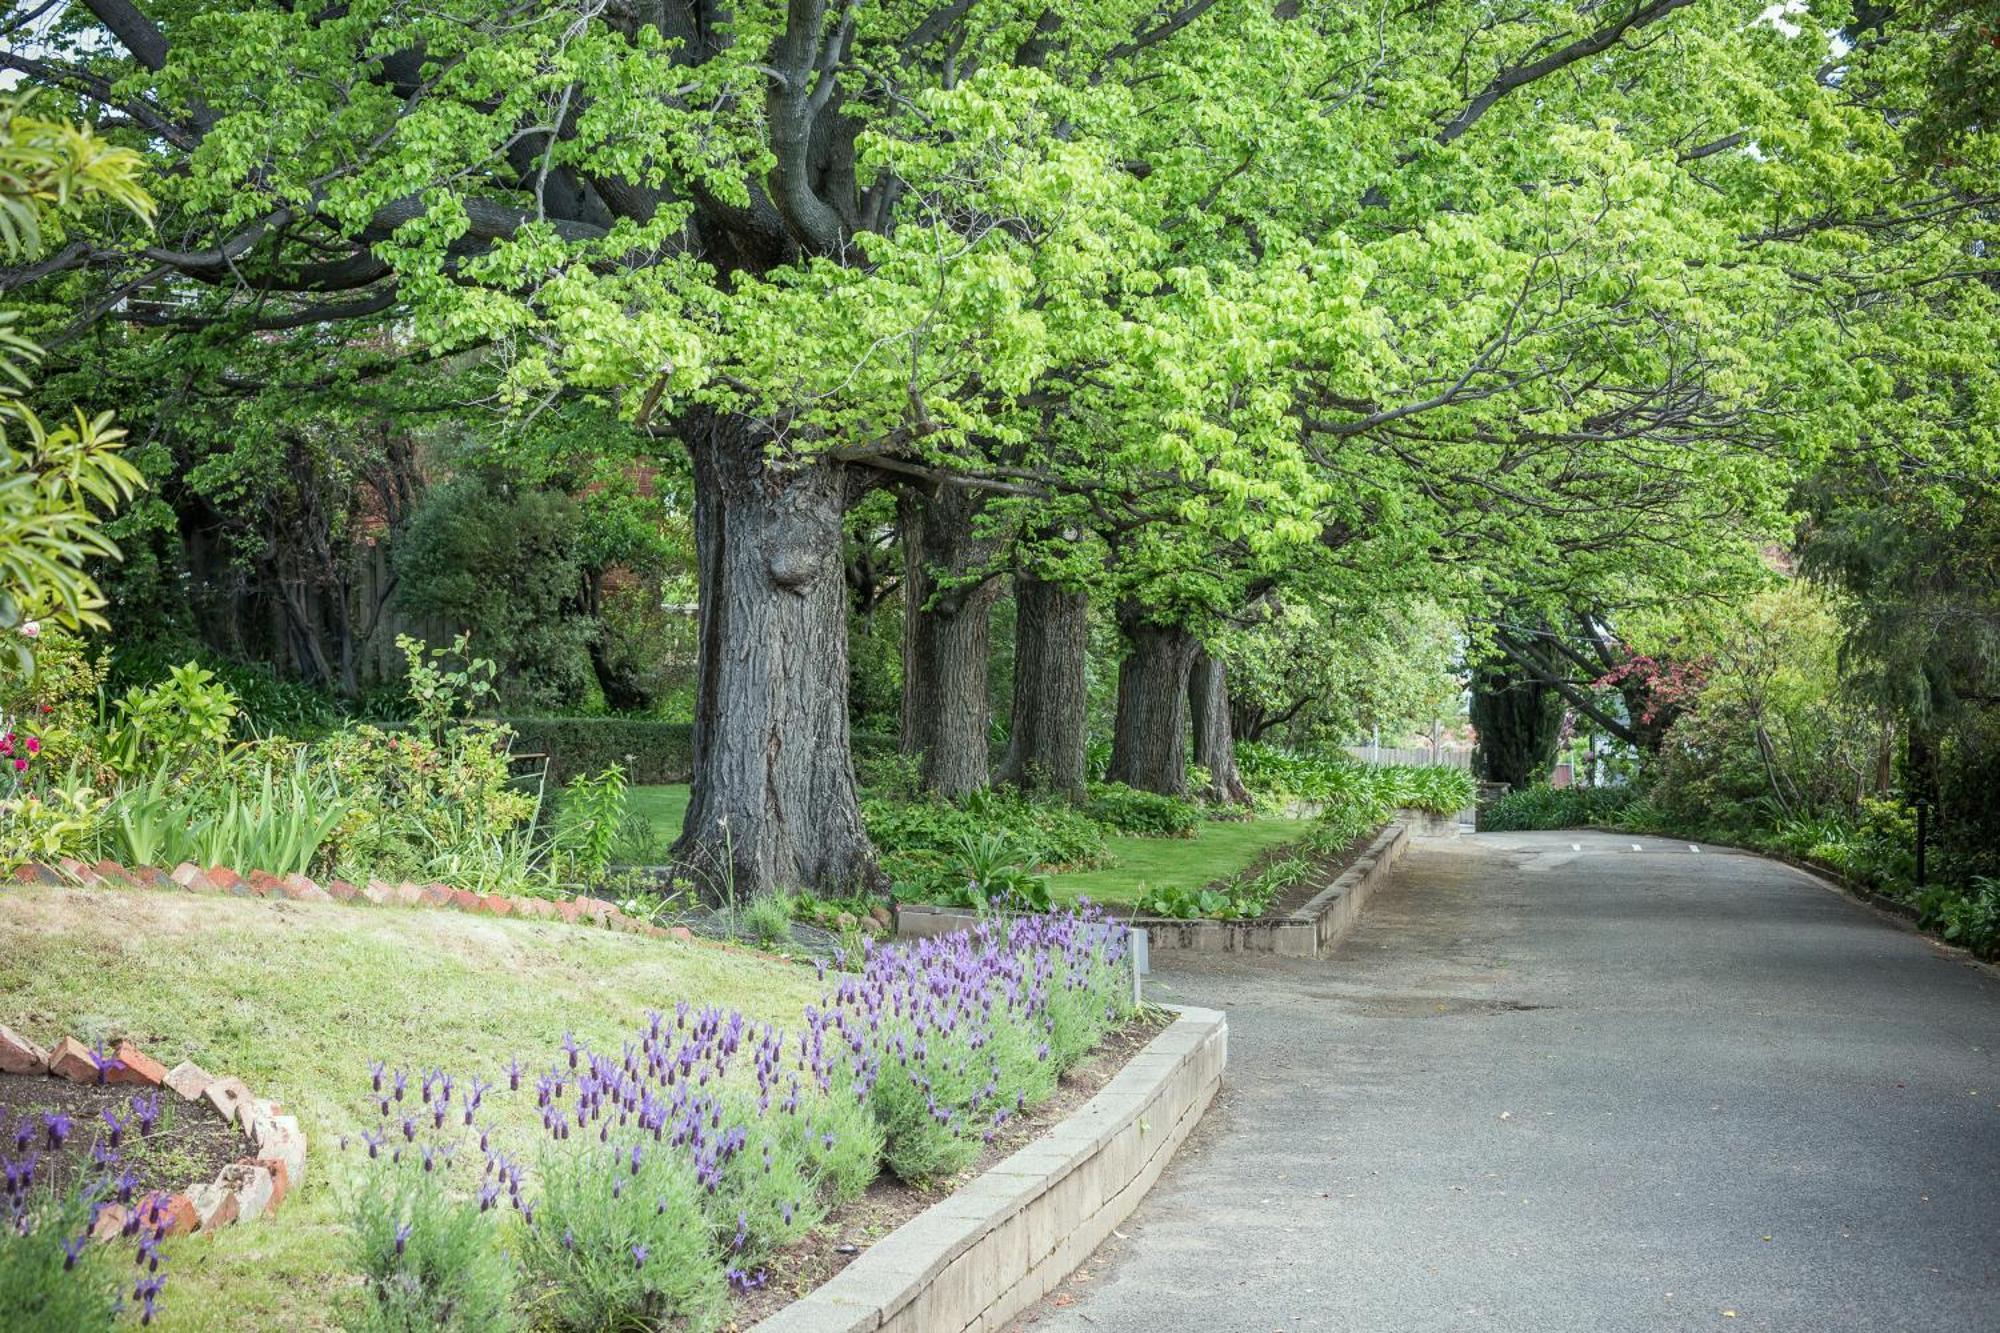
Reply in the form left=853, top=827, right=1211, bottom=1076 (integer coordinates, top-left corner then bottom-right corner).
left=0, top=98, right=152, bottom=672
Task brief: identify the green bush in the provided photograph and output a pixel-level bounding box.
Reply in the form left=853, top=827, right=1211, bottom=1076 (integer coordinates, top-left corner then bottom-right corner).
left=1082, top=782, right=1202, bottom=836
left=865, top=788, right=1107, bottom=901
left=1477, top=784, right=1637, bottom=832
left=1387, top=765, right=1477, bottom=814
left=343, top=1167, right=517, bottom=1333
left=1916, top=877, right=2000, bottom=960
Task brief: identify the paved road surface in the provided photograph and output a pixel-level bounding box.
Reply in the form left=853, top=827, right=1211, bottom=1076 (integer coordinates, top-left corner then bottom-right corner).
left=1011, top=830, right=2000, bottom=1333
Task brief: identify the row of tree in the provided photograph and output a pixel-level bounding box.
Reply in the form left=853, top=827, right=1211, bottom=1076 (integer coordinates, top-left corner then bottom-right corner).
left=6, top=0, right=1994, bottom=893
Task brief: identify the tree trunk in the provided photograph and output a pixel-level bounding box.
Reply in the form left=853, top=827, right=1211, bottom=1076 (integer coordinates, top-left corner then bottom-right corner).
left=675, top=412, right=874, bottom=897
left=996, top=569, right=1091, bottom=801
left=898, top=488, right=1000, bottom=799
left=1189, top=649, right=1250, bottom=805
left=1107, top=606, right=1200, bottom=796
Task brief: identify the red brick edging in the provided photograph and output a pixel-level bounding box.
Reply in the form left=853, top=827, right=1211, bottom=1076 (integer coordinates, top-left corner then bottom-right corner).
left=0, top=1028, right=301, bottom=1238
left=6, top=859, right=696, bottom=943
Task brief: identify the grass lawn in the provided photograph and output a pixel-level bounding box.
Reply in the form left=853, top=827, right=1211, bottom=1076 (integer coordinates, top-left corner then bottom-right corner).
left=621, top=781, right=692, bottom=855
left=1049, top=814, right=1309, bottom=906
left=0, top=887, right=819, bottom=1332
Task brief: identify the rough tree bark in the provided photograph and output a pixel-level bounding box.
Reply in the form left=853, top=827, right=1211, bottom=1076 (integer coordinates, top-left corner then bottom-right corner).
left=675, top=412, right=874, bottom=897
left=1107, top=605, right=1201, bottom=796
left=996, top=569, right=1091, bottom=802
left=898, top=488, right=1001, bottom=799
left=1189, top=648, right=1250, bottom=804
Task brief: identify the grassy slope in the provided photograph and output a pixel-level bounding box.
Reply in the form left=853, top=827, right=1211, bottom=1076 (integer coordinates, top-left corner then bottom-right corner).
left=1048, top=815, right=1308, bottom=906
left=0, top=887, right=818, bottom=1332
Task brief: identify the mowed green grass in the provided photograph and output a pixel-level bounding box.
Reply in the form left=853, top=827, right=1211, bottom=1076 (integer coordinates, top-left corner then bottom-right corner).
left=623, top=781, right=692, bottom=852
left=1048, top=814, right=1308, bottom=906
left=0, top=886, right=818, bottom=1332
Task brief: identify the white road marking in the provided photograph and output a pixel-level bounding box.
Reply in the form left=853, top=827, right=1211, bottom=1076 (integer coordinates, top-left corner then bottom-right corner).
left=1689, top=844, right=1700, bottom=853
left=1631, top=844, right=1643, bottom=851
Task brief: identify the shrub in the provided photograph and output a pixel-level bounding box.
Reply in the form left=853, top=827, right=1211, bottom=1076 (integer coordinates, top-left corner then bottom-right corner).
left=1082, top=782, right=1202, bottom=836
left=519, top=1142, right=724, bottom=1332
left=1917, top=877, right=2000, bottom=960
left=343, top=1167, right=516, bottom=1333
left=100, top=662, right=239, bottom=776
left=1387, top=765, right=1477, bottom=814
left=1477, top=784, right=1637, bottom=832
left=550, top=765, right=628, bottom=886
left=866, top=789, right=1106, bottom=902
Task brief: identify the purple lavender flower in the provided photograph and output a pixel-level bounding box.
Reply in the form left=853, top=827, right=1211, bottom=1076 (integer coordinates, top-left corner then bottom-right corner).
left=42, top=1112, right=70, bottom=1150
left=393, top=1221, right=412, bottom=1257
left=631, top=1243, right=649, bottom=1268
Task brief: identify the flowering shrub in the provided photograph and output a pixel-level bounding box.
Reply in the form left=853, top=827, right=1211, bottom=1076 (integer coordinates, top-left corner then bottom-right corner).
left=318, top=723, right=537, bottom=885
left=342, top=910, right=1135, bottom=1330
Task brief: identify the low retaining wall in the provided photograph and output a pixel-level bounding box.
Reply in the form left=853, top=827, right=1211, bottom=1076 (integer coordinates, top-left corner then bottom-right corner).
left=752, top=1005, right=1227, bottom=1333
left=1395, top=806, right=1468, bottom=838
left=897, top=821, right=1410, bottom=960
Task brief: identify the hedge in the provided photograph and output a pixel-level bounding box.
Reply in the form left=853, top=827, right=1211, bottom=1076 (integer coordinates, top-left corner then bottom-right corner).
left=500, top=718, right=694, bottom=785
left=502, top=719, right=899, bottom=787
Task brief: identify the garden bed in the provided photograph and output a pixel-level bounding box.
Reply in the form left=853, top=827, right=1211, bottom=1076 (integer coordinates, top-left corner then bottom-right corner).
left=751, top=1004, right=1227, bottom=1333
left=898, top=821, right=1410, bottom=959
left=733, top=1007, right=1171, bottom=1324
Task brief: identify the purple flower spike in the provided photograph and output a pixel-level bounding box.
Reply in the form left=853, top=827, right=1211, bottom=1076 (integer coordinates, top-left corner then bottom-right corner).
left=62, top=1234, right=87, bottom=1270
left=632, top=1243, right=649, bottom=1268
left=393, top=1221, right=412, bottom=1257
left=43, top=1112, right=71, bottom=1150
left=506, top=1056, right=522, bottom=1091
left=370, top=1059, right=385, bottom=1092
left=102, top=1108, right=125, bottom=1150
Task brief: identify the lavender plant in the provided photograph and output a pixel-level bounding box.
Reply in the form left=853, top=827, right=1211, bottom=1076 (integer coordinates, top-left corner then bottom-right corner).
left=342, top=908, right=1135, bottom=1330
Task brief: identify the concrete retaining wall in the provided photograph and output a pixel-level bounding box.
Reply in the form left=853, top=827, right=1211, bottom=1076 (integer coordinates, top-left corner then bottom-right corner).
left=751, top=1005, right=1228, bottom=1333
left=898, top=821, right=1410, bottom=960
left=1395, top=806, right=1469, bottom=838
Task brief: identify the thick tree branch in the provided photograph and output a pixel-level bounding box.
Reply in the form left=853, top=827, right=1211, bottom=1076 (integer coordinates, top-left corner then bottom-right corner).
left=1436, top=0, right=1694, bottom=146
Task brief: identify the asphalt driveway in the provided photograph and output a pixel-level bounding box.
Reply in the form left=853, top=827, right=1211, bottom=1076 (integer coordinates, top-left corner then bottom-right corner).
left=1010, top=831, right=2000, bottom=1333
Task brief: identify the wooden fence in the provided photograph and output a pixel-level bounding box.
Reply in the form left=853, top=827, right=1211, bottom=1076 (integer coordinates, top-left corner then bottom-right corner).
left=1343, top=745, right=1474, bottom=769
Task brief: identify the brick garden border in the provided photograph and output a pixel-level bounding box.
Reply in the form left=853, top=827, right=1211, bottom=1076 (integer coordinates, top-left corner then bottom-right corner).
left=750, top=1004, right=1228, bottom=1333
left=6, top=857, right=695, bottom=942
left=0, top=1028, right=302, bottom=1238
left=897, top=821, right=1411, bottom=959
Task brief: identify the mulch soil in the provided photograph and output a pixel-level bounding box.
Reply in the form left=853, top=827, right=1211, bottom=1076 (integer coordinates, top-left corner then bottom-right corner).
left=728, top=1008, right=1173, bottom=1327
left=1253, top=828, right=1379, bottom=920
left=0, top=1075, right=246, bottom=1201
